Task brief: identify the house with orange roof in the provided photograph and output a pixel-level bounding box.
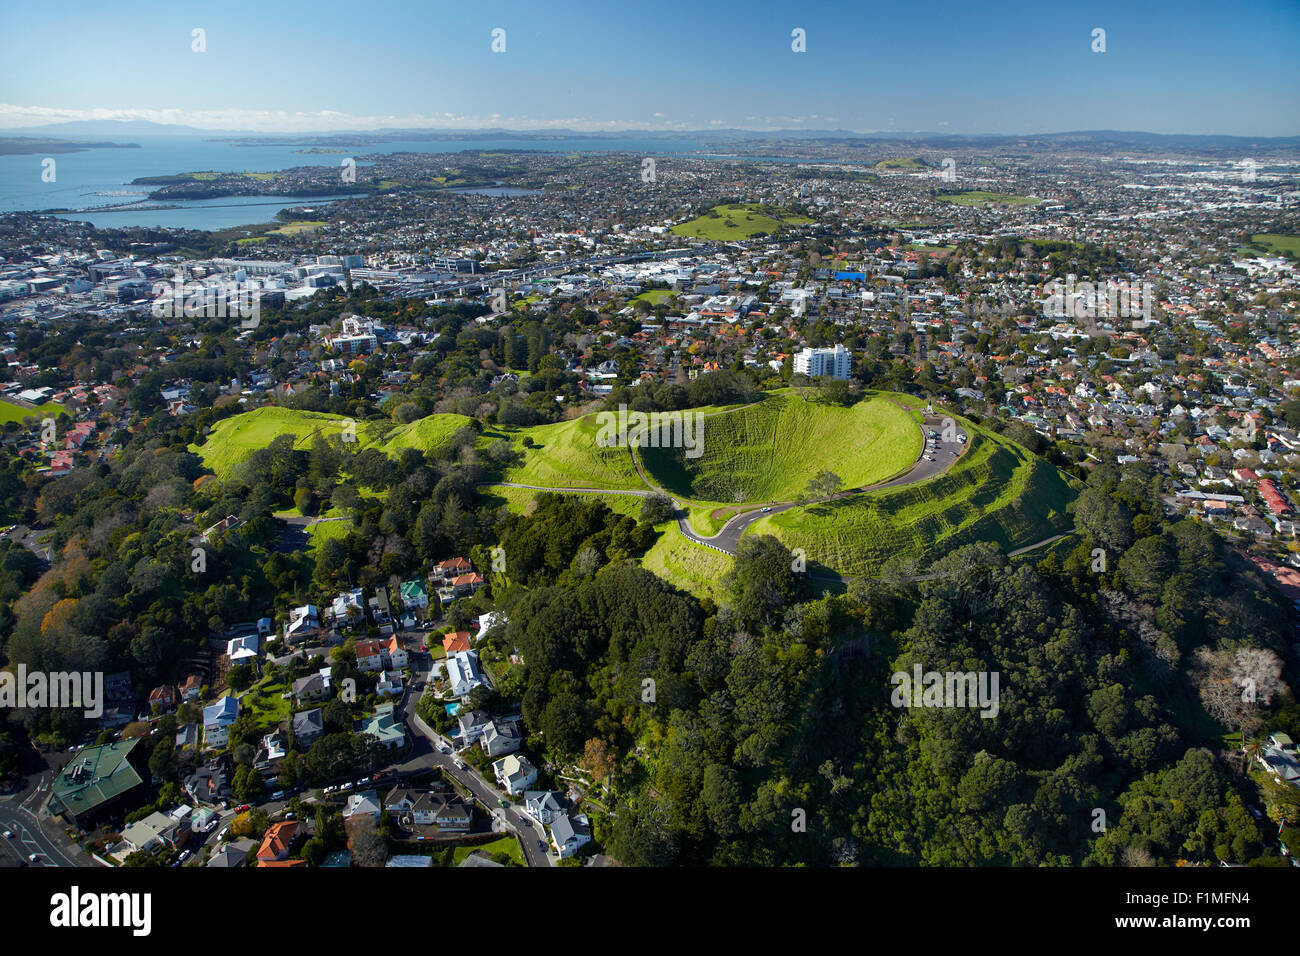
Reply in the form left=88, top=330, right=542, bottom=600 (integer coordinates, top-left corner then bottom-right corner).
left=443, top=631, right=472, bottom=654
left=256, top=821, right=299, bottom=862
left=355, top=640, right=385, bottom=672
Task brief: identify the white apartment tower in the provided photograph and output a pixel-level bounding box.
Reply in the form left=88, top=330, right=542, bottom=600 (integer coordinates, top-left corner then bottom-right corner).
left=794, top=344, right=851, bottom=380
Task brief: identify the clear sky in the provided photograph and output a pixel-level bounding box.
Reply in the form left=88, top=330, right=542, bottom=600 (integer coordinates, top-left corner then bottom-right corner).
left=1, top=0, right=1296, bottom=135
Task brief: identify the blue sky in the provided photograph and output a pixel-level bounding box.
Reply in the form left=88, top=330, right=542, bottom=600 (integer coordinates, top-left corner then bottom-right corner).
left=1, top=0, right=1296, bottom=135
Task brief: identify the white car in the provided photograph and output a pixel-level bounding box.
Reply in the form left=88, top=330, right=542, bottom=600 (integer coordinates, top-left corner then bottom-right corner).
left=761, top=507, right=772, bottom=513
left=27, top=853, right=39, bottom=862
left=2, top=830, right=12, bottom=839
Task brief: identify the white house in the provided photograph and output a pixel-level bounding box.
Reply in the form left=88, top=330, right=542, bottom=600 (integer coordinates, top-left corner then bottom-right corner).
left=202, top=696, right=240, bottom=748
left=492, top=754, right=538, bottom=795
left=549, top=812, right=592, bottom=859
left=523, top=790, right=565, bottom=827
left=446, top=649, right=487, bottom=698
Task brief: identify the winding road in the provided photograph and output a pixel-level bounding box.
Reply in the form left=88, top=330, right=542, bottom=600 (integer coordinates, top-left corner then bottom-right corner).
left=485, top=410, right=971, bottom=556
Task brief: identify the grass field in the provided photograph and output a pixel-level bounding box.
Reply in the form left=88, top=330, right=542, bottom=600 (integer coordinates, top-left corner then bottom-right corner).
left=0, top=399, right=67, bottom=424
left=1245, top=234, right=1300, bottom=257
left=670, top=203, right=814, bottom=240
left=746, top=427, right=1077, bottom=576
left=641, top=523, right=731, bottom=603
left=192, top=406, right=471, bottom=477
left=306, top=519, right=351, bottom=554
left=640, top=393, right=920, bottom=505
left=452, top=836, right=523, bottom=866
left=875, top=157, right=926, bottom=169
left=631, top=289, right=676, bottom=305
left=936, top=191, right=1040, bottom=206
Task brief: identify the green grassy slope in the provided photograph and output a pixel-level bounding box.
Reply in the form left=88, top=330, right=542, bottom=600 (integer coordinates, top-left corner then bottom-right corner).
left=495, top=416, right=644, bottom=491
left=192, top=406, right=470, bottom=477
left=748, top=429, right=1077, bottom=576
left=640, top=394, right=920, bottom=505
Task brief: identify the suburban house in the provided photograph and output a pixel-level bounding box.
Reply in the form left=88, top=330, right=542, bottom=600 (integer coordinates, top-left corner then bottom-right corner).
left=291, top=668, right=332, bottom=704
left=208, top=838, right=256, bottom=868
left=549, top=812, right=592, bottom=859
left=447, top=572, right=485, bottom=599
left=523, top=790, right=566, bottom=827
left=445, top=649, right=487, bottom=698
left=376, top=669, right=404, bottom=698
left=385, top=635, right=408, bottom=669
left=442, top=631, right=472, bottom=655
left=399, top=579, right=428, bottom=610
left=384, top=786, right=473, bottom=831
left=369, top=586, right=394, bottom=634
left=180, top=674, right=204, bottom=702
left=226, top=634, right=259, bottom=664
left=412, top=792, right=473, bottom=831
left=480, top=719, right=522, bottom=758
left=148, top=684, right=177, bottom=713
left=256, top=821, right=300, bottom=863
left=285, top=604, right=321, bottom=643
left=293, top=708, right=325, bottom=747
left=457, top=709, right=492, bottom=746
left=493, top=754, right=538, bottom=795
left=431, top=556, right=473, bottom=584
left=355, top=639, right=385, bottom=672
left=359, top=703, right=406, bottom=749
left=121, top=811, right=188, bottom=856
left=202, top=696, right=240, bottom=749
left=183, top=761, right=230, bottom=806
left=257, top=729, right=288, bottom=768
left=330, top=588, right=365, bottom=627
left=343, top=790, right=383, bottom=820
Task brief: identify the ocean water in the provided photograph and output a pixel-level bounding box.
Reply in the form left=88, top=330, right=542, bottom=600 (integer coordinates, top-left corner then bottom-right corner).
left=0, top=135, right=704, bottom=230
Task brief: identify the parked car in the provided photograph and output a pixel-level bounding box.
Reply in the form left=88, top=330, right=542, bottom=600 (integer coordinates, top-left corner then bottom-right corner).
left=234, top=804, right=250, bottom=813
left=177, top=849, right=191, bottom=863
left=2, top=830, right=12, bottom=839
left=27, top=853, right=38, bottom=862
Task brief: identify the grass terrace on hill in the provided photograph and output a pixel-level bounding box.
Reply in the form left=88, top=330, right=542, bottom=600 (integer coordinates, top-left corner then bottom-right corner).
left=747, top=427, right=1077, bottom=576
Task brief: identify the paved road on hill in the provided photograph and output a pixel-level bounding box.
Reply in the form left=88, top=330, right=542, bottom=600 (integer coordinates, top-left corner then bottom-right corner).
left=399, top=653, right=553, bottom=868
